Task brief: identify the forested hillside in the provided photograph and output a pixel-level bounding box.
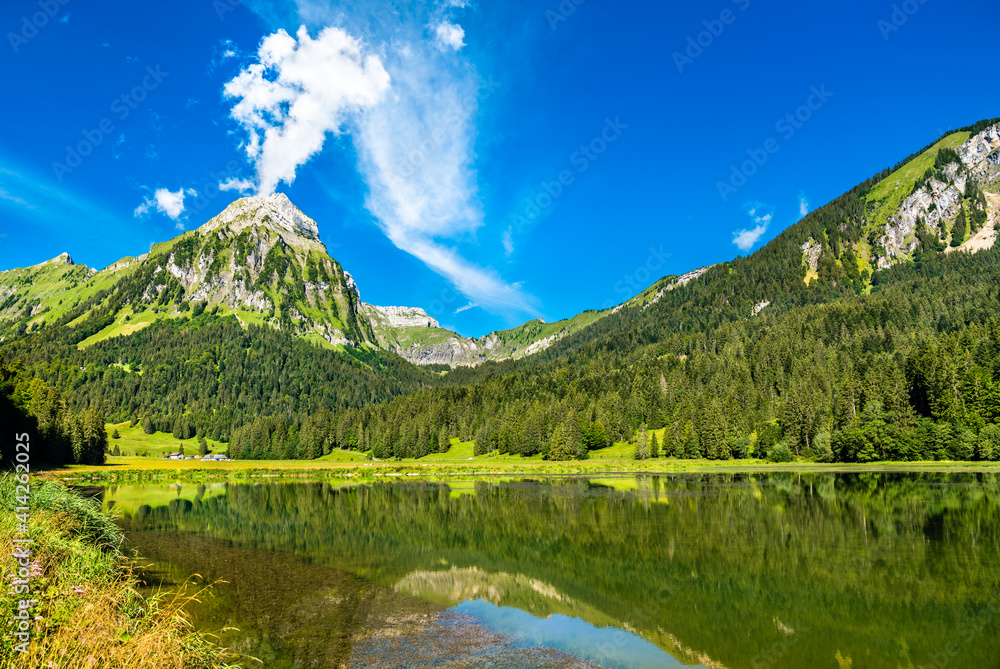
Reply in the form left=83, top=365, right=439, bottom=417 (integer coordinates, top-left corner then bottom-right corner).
left=1, top=308, right=438, bottom=446
left=224, top=122, right=1000, bottom=463
left=227, top=246, right=1000, bottom=462
left=0, top=354, right=107, bottom=466
left=1, top=120, right=999, bottom=465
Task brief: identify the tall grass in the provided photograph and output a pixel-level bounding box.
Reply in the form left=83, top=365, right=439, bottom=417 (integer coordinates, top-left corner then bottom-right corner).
left=0, top=476, right=237, bottom=668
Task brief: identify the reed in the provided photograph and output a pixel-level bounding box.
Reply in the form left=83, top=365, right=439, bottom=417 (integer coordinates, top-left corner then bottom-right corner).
left=0, top=476, right=237, bottom=668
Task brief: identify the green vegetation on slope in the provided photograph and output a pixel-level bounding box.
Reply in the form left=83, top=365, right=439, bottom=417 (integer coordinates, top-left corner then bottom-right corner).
left=864, top=131, right=971, bottom=233
left=2, top=121, right=999, bottom=471
left=3, top=310, right=438, bottom=446
left=0, top=477, right=232, bottom=668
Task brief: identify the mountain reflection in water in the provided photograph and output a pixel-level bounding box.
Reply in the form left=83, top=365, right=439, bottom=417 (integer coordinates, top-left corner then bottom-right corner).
left=103, top=473, right=1000, bottom=668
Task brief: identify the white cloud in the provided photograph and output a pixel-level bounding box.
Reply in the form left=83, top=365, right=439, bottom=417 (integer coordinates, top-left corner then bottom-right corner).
left=228, top=2, right=538, bottom=317
left=799, top=193, right=809, bottom=217
left=454, top=301, right=477, bottom=314
left=134, top=187, right=197, bottom=224
left=354, top=44, right=538, bottom=315
left=433, top=21, right=465, bottom=51
left=732, top=202, right=773, bottom=252
left=223, top=26, right=391, bottom=195
left=218, top=177, right=256, bottom=193
left=733, top=226, right=767, bottom=251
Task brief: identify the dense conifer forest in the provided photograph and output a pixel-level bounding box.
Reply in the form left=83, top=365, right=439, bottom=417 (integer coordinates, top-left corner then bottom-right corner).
left=2, top=121, right=999, bottom=465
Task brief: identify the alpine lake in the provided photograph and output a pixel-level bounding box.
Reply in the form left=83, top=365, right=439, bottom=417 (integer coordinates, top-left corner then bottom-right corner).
left=89, top=472, right=1000, bottom=668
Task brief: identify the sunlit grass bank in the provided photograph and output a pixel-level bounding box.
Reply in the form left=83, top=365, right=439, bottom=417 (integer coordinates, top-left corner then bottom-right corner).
left=0, top=476, right=234, bottom=668
left=38, top=454, right=1000, bottom=485
left=88, top=425, right=1000, bottom=484
left=104, top=423, right=227, bottom=459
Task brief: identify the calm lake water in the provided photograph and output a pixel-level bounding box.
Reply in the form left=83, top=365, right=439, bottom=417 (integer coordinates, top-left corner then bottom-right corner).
left=96, top=473, right=1000, bottom=668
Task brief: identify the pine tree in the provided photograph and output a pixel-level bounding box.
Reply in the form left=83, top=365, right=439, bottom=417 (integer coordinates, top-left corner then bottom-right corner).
left=112, top=428, right=120, bottom=439
left=634, top=423, right=649, bottom=460
left=589, top=421, right=608, bottom=450
left=950, top=204, right=967, bottom=247
left=437, top=426, right=450, bottom=453
left=562, top=414, right=587, bottom=460
left=649, top=431, right=659, bottom=458
left=142, top=416, right=155, bottom=435
left=549, top=424, right=575, bottom=461
left=199, top=436, right=209, bottom=456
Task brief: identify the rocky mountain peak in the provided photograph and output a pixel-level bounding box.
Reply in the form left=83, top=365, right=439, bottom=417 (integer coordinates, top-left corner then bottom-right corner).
left=373, top=306, right=440, bottom=329
left=200, top=192, right=321, bottom=242
left=38, top=252, right=74, bottom=267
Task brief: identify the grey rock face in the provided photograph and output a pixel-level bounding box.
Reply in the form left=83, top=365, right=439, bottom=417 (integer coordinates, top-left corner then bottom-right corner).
left=801, top=239, right=822, bottom=274
left=878, top=123, right=1000, bottom=268
left=373, top=306, right=440, bottom=329
left=202, top=193, right=321, bottom=242
left=957, top=123, right=1000, bottom=187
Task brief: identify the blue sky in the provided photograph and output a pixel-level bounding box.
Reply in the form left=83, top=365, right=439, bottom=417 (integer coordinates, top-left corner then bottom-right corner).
left=1, top=0, right=998, bottom=336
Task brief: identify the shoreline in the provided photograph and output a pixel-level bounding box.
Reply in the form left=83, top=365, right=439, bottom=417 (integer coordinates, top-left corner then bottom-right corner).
left=36, top=457, right=1000, bottom=483
left=0, top=476, right=236, bottom=668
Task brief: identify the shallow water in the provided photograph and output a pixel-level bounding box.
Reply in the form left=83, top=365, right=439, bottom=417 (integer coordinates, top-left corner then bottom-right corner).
left=99, top=473, right=1000, bottom=668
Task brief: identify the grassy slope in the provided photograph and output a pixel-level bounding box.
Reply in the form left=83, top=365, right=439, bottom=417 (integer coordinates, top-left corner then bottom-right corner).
left=105, top=422, right=227, bottom=458
left=0, top=254, right=150, bottom=331
left=78, top=308, right=166, bottom=349
left=494, top=310, right=606, bottom=356
left=50, top=428, right=1000, bottom=480
left=385, top=309, right=609, bottom=363
left=0, top=477, right=233, bottom=667
left=865, top=131, right=971, bottom=233
left=392, top=326, right=462, bottom=348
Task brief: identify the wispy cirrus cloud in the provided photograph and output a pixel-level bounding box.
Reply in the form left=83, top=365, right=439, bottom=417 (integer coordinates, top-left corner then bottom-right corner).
left=225, top=0, right=539, bottom=317
left=0, top=187, right=34, bottom=210
left=0, top=156, right=124, bottom=257
left=799, top=192, right=809, bottom=217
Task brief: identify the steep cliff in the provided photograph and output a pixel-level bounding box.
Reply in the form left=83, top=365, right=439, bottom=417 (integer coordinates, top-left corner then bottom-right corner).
left=873, top=123, right=999, bottom=268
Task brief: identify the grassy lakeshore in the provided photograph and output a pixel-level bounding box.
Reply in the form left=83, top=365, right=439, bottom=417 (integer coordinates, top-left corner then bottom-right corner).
left=0, top=476, right=235, bottom=668
left=36, top=453, right=1000, bottom=484
left=35, top=425, right=995, bottom=483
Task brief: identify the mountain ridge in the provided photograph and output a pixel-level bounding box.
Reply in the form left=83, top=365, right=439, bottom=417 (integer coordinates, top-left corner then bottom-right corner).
left=1, top=120, right=998, bottom=369
left=3, top=117, right=1000, bottom=464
